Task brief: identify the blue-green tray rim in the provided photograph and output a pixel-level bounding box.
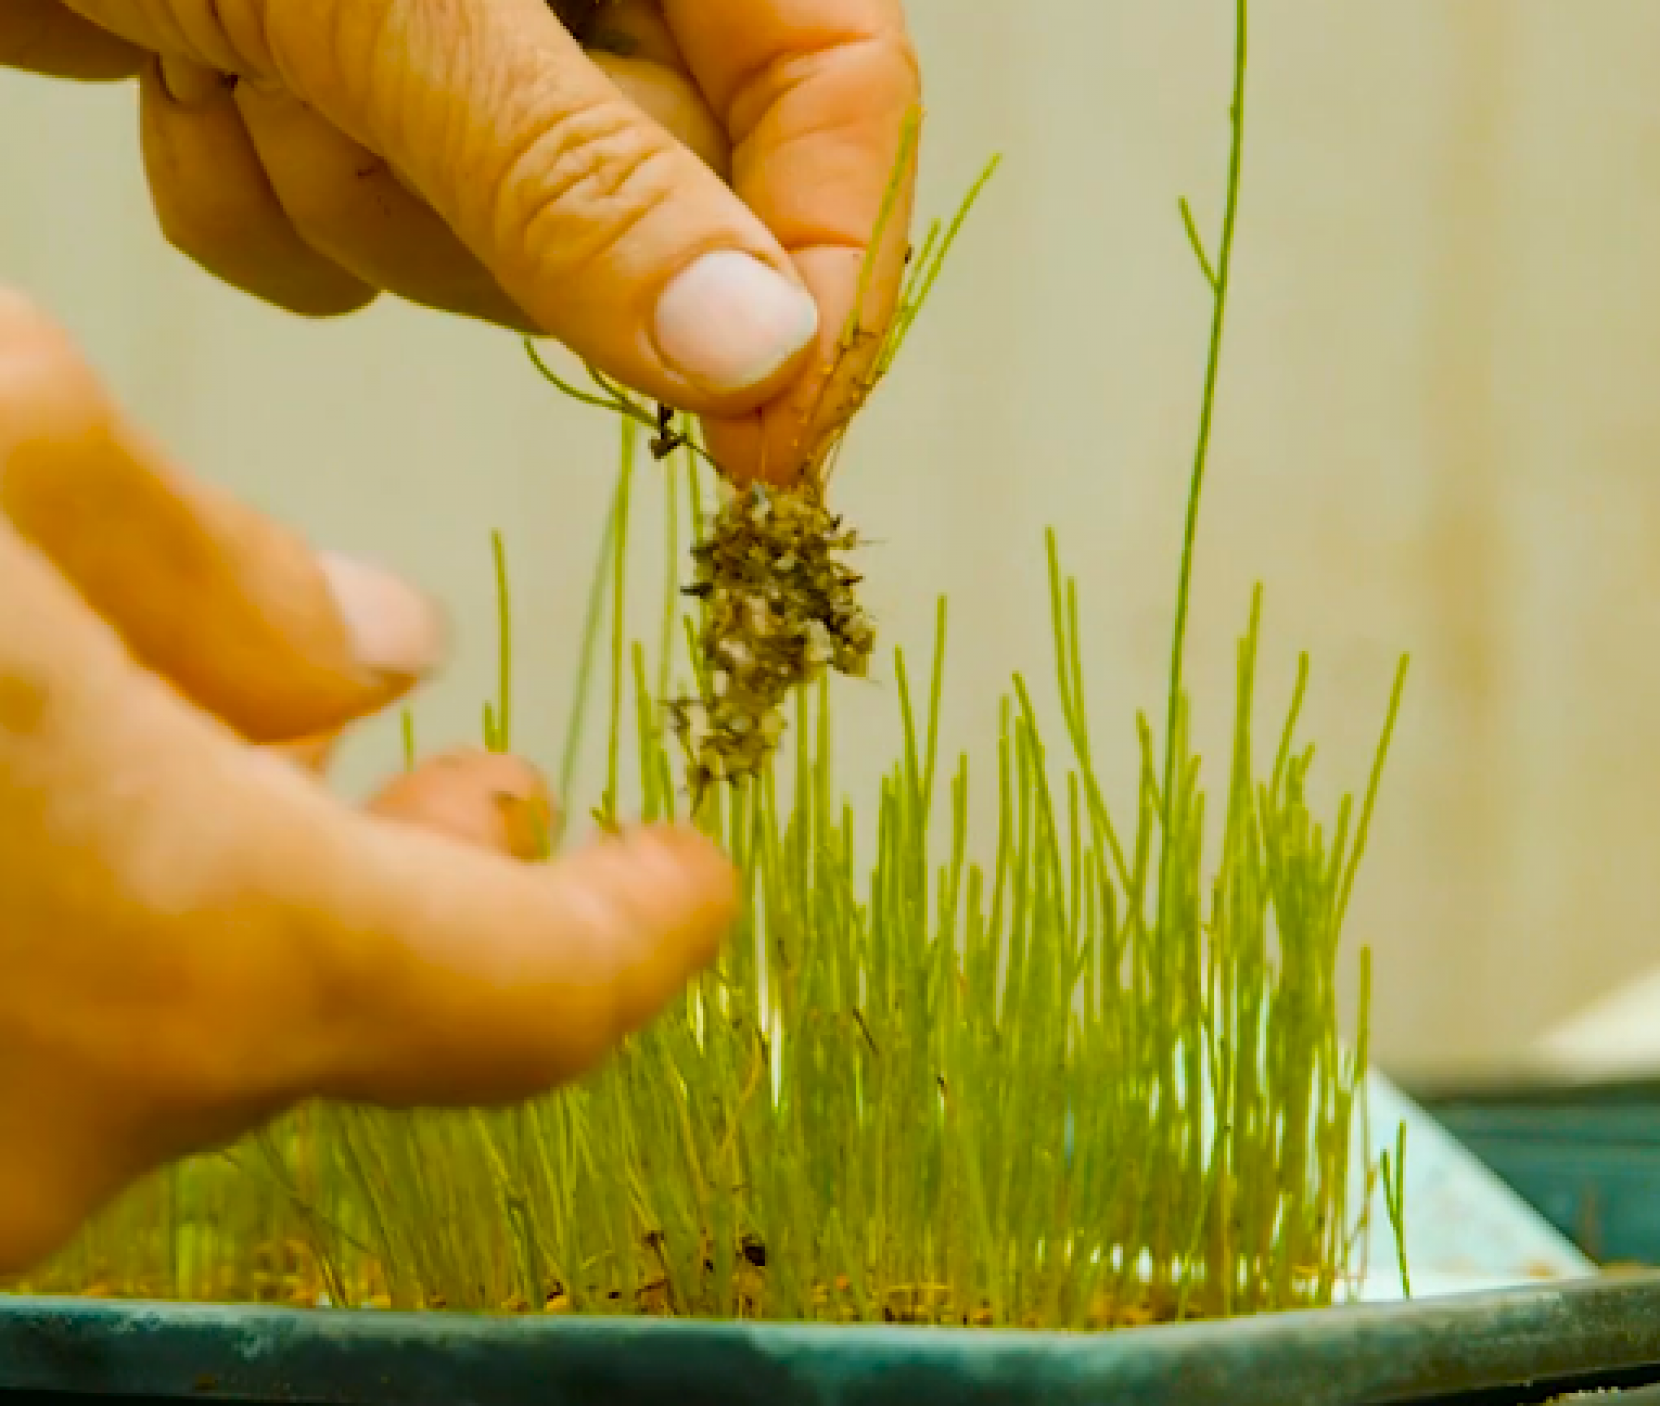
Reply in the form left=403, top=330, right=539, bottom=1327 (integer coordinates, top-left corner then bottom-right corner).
left=6, top=1274, right=1660, bottom=1404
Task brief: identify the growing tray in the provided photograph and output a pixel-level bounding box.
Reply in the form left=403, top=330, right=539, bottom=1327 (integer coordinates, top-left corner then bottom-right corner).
left=7, top=1274, right=1660, bottom=1405
left=1416, top=1075, right=1660, bottom=1266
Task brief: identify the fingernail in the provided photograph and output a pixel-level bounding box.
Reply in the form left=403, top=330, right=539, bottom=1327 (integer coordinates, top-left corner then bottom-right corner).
left=319, top=552, right=446, bottom=681
left=157, top=54, right=234, bottom=108
left=653, top=252, right=818, bottom=396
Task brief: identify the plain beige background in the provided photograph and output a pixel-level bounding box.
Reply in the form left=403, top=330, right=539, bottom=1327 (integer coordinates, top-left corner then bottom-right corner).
left=4, top=2, right=1659, bottom=1079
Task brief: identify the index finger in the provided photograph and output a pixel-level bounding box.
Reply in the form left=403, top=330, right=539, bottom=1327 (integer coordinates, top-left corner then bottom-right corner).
left=0, top=291, right=441, bottom=742
left=662, top=0, right=920, bottom=484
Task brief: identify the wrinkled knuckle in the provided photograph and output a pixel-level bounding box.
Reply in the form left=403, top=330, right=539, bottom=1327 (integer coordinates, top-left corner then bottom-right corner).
left=266, top=0, right=387, bottom=110
left=854, top=33, right=923, bottom=121
left=490, top=100, right=679, bottom=284
left=162, top=0, right=275, bottom=75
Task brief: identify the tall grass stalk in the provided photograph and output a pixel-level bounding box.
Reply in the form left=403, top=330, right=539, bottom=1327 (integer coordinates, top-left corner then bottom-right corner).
left=16, top=0, right=1408, bottom=1327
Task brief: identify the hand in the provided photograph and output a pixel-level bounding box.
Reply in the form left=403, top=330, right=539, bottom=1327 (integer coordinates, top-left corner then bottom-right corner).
left=0, top=288, right=737, bottom=1275
left=0, top=0, right=921, bottom=484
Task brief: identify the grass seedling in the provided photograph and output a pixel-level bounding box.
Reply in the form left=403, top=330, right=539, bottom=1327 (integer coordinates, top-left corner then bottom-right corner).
left=1381, top=1125, right=1411, bottom=1300
left=14, top=0, right=1410, bottom=1327
left=530, top=113, right=998, bottom=806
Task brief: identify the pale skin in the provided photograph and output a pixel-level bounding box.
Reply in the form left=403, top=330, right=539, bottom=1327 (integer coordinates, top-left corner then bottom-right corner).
left=0, top=0, right=918, bottom=1274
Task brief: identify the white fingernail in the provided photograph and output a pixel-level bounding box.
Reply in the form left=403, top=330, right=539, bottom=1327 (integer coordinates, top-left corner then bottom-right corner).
left=653, top=251, right=819, bottom=395
left=319, top=552, right=446, bottom=681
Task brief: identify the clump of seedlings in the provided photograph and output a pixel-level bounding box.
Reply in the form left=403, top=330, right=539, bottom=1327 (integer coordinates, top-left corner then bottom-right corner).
left=672, top=483, right=874, bottom=798
left=14, top=0, right=1413, bottom=1329
left=528, top=115, right=989, bottom=804
left=667, top=120, right=987, bottom=799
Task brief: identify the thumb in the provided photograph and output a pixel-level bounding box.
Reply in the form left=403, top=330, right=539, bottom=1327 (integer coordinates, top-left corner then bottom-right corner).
left=241, top=729, right=714, bottom=1106
left=0, top=291, right=443, bottom=743
left=271, top=0, right=820, bottom=413
left=263, top=785, right=737, bottom=1105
